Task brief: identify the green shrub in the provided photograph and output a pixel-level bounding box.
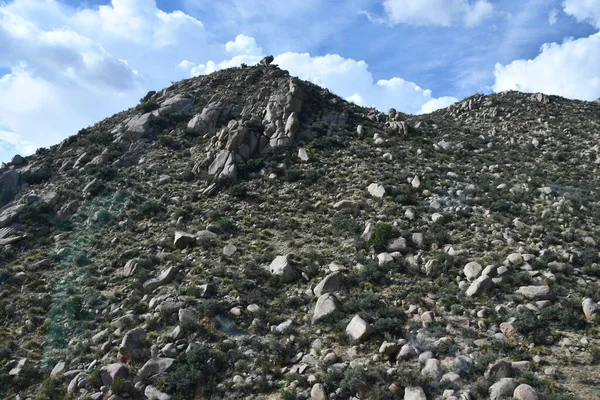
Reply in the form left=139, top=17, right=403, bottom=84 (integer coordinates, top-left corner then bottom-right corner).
left=368, top=223, right=394, bottom=251
left=35, top=377, right=65, bottom=400
left=167, top=345, right=227, bottom=399
left=137, top=100, right=159, bottom=113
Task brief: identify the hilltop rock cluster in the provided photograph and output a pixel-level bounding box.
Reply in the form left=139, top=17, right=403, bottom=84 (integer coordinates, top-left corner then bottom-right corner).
left=0, top=63, right=599, bottom=400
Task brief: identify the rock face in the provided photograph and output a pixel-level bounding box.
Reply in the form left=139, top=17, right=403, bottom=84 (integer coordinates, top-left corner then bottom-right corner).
left=0, top=170, right=21, bottom=206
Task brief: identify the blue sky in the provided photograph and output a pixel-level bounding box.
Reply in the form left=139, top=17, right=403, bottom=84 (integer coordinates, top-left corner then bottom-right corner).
left=0, top=0, right=599, bottom=162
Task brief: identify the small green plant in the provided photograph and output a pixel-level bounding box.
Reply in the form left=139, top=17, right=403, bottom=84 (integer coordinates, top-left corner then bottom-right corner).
left=368, top=222, right=394, bottom=251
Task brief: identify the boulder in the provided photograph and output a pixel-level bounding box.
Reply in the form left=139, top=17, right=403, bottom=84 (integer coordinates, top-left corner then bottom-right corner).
left=582, top=298, right=599, bottom=320
left=119, top=328, right=147, bottom=362
left=138, top=357, right=175, bottom=379
left=367, top=183, right=386, bottom=198
left=143, top=266, right=177, bottom=293
left=11, top=154, right=27, bottom=167
left=144, top=385, right=172, bottom=400
left=313, top=272, right=342, bottom=296
left=312, top=293, right=343, bottom=323
left=0, top=204, right=25, bottom=228
left=174, top=231, right=196, bottom=249
left=464, top=262, right=483, bottom=281
left=269, top=255, right=298, bottom=282
left=421, top=358, right=443, bottom=381
left=123, top=258, right=143, bottom=277
left=346, top=315, right=374, bottom=341
left=513, top=384, right=538, bottom=400
left=466, top=275, right=493, bottom=297
left=311, top=383, right=328, bottom=400
left=516, top=285, right=553, bottom=300
left=404, top=386, right=427, bottom=400
left=489, top=378, right=517, bottom=400
left=298, top=148, right=310, bottom=162
left=125, top=112, right=153, bottom=141
left=100, top=363, right=129, bottom=387
left=387, top=237, right=407, bottom=252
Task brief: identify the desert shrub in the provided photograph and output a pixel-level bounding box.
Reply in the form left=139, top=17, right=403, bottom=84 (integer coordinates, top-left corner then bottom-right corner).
left=167, top=345, right=227, bottom=399
left=512, top=309, right=550, bottom=344
left=35, top=377, right=65, bottom=400
left=136, top=100, right=159, bottom=113
left=229, top=183, right=248, bottom=199
left=368, top=222, right=394, bottom=251
left=538, top=300, right=588, bottom=331
left=332, top=209, right=360, bottom=234
left=338, top=366, right=391, bottom=399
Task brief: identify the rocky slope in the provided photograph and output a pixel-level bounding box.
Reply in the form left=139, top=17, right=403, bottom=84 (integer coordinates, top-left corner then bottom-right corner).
left=0, top=61, right=599, bottom=400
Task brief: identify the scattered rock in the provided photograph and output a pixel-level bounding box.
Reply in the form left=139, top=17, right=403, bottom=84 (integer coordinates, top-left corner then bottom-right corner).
left=346, top=315, right=374, bottom=341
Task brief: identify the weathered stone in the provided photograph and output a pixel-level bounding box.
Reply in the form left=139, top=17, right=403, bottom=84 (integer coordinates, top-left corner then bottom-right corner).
left=513, top=384, right=538, bottom=400
left=0, top=204, right=25, bottom=228
left=464, top=262, right=483, bottom=281
left=466, top=275, right=493, bottom=297
left=367, top=183, right=386, bottom=198
left=123, top=258, right=143, bottom=277
left=516, top=285, right=553, bottom=300
left=346, top=315, right=374, bottom=341
left=311, top=383, right=328, bottom=400
left=313, top=272, right=342, bottom=296
left=119, top=328, right=146, bottom=362
left=582, top=298, right=599, bottom=320
left=174, top=231, right=196, bottom=249
left=269, top=255, right=298, bottom=282
left=144, top=385, right=172, bottom=400
left=138, top=357, right=175, bottom=379
left=100, top=363, right=129, bottom=387
left=387, top=237, right=407, bottom=252
left=489, top=378, right=517, bottom=400
left=404, top=386, right=427, bottom=400
left=312, top=293, right=343, bottom=323
left=143, top=266, right=177, bottom=293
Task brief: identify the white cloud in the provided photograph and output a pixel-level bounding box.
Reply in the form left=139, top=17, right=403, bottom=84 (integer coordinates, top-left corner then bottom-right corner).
left=0, top=0, right=214, bottom=159
left=382, top=0, right=493, bottom=27
left=549, top=9, right=559, bottom=25
left=493, top=33, right=600, bottom=100
left=563, top=0, right=600, bottom=28
left=419, top=96, right=460, bottom=114
left=225, top=34, right=263, bottom=55
left=181, top=49, right=458, bottom=114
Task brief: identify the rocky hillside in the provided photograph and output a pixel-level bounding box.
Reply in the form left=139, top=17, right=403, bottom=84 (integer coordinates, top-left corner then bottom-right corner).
left=0, top=60, right=600, bottom=400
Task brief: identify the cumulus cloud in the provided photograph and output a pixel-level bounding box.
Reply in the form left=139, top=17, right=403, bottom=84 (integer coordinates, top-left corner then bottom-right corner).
left=180, top=48, right=458, bottom=114
left=0, top=0, right=211, bottom=159
left=381, top=0, right=493, bottom=27
left=493, top=33, right=600, bottom=100
left=225, top=34, right=263, bottom=55
left=563, top=0, right=600, bottom=28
